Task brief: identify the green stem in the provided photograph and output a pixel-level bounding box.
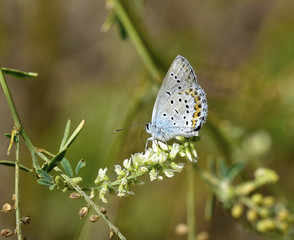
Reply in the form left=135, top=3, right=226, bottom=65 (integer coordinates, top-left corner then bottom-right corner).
left=113, top=0, right=162, bottom=83
left=0, top=69, right=21, bottom=128
left=0, top=69, right=40, bottom=170
left=14, top=134, right=22, bottom=240
left=187, top=163, right=195, bottom=240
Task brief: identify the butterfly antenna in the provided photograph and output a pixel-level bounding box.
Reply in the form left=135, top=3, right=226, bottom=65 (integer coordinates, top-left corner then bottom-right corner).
left=114, top=122, right=150, bottom=132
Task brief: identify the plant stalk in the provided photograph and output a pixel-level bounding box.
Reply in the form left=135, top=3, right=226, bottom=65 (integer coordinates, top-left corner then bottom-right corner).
left=187, top=163, right=195, bottom=240
left=14, top=134, right=22, bottom=240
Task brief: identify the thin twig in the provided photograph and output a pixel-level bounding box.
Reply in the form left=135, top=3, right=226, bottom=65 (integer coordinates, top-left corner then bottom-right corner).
left=187, top=163, right=195, bottom=240
left=14, top=133, right=22, bottom=240
left=0, top=69, right=40, bottom=170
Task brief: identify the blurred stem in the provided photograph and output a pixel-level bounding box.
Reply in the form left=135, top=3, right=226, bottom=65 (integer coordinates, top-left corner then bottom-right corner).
left=112, top=0, right=162, bottom=83
left=187, top=163, right=196, bottom=240
left=14, top=133, right=22, bottom=240
left=0, top=69, right=40, bottom=170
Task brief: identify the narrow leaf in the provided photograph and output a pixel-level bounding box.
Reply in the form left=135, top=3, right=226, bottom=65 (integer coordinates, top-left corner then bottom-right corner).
left=75, top=159, right=86, bottom=176
left=61, top=158, right=73, bottom=178
left=228, top=162, right=246, bottom=182
left=62, top=119, right=85, bottom=150
left=36, top=169, right=53, bottom=182
left=116, top=16, right=128, bottom=39
left=217, top=158, right=228, bottom=178
left=60, top=119, right=71, bottom=151
left=38, top=179, right=53, bottom=186
left=44, top=149, right=67, bottom=173
left=0, top=160, right=32, bottom=172
left=1, top=67, right=38, bottom=78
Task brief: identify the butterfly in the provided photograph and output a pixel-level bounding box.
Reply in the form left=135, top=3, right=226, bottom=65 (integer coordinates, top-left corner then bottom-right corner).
left=146, top=55, right=208, bottom=146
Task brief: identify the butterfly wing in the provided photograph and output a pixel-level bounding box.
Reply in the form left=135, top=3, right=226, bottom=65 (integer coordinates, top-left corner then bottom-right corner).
left=151, top=55, right=197, bottom=121
left=149, top=55, right=208, bottom=141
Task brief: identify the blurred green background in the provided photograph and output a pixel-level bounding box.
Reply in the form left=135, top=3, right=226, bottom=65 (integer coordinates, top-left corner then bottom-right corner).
left=1, top=0, right=294, bottom=239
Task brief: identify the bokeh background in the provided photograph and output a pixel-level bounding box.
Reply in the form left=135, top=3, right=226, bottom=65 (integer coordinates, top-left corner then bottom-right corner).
left=1, top=0, right=294, bottom=239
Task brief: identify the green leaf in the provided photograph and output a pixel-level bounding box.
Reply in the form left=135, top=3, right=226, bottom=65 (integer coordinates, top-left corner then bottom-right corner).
left=60, top=119, right=71, bottom=151
left=217, top=158, right=229, bottom=178
left=75, top=159, right=86, bottom=176
left=44, top=149, right=67, bottom=173
left=227, top=162, right=245, bottom=182
left=49, top=184, right=56, bottom=190
left=62, top=119, right=85, bottom=150
left=37, top=169, right=53, bottom=182
left=38, top=179, right=53, bottom=186
left=1, top=67, right=38, bottom=78
left=4, top=133, right=12, bottom=138
left=0, top=160, right=32, bottom=172
left=116, top=16, right=128, bottom=39
left=61, top=158, right=73, bottom=178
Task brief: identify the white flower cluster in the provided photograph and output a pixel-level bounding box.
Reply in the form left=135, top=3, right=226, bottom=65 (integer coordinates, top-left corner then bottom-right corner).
left=94, top=139, right=198, bottom=203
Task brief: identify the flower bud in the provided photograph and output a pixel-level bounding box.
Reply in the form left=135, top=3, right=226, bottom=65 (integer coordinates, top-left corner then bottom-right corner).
left=277, top=209, right=289, bottom=221
left=158, top=141, right=169, bottom=151
left=256, top=219, right=275, bottom=232
left=262, top=196, right=275, bottom=206
left=251, top=193, right=263, bottom=204
left=170, top=143, right=180, bottom=159
left=231, top=203, right=244, bottom=219
left=247, top=209, right=258, bottom=222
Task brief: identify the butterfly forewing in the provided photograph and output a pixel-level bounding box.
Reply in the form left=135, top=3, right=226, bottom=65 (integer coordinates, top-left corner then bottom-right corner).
left=148, top=55, right=207, bottom=142
left=151, top=55, right=198, bottom=122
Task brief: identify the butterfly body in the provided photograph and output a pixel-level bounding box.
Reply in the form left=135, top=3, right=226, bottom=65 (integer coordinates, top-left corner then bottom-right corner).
left=146, top=55, right=208, bottom=144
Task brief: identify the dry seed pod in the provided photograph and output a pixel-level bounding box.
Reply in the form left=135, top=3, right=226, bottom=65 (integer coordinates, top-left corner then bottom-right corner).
left=1, top=228, right=13, bottom=237
left=69, top=192, right=81, bottom=199
left=1, top=203, right=13, bottom=213
left=98, top=206, right=107, bottom=214
left=79, top=207, right=88, bottom=218
left=89, top=215, right=100, bottom=223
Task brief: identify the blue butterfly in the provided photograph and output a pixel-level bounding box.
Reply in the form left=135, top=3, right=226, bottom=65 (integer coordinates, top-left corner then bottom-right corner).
left=146, top=55, right=208, bottom=145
